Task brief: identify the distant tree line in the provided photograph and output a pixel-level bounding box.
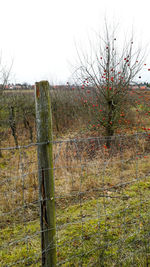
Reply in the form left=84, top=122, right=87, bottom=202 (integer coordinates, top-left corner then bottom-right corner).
left=0, top=83, right=34, bottom=90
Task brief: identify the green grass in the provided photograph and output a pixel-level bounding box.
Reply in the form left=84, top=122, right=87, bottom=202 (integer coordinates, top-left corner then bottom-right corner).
left=1, top=177, right=150, bottom=266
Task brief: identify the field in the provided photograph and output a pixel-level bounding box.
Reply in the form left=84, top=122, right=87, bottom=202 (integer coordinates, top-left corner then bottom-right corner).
left=0, top=88, right=150, bottom=266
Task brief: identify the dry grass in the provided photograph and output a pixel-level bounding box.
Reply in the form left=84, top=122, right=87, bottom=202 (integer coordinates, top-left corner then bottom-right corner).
left=1, top=89, right=150, bottom=265
left=1, top=130, right=150, bottom=222
left=0, top=129, right=150, bottom=266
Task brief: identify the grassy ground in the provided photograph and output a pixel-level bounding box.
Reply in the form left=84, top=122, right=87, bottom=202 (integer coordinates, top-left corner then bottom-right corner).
left=1, top=178, right=150, bottom=266
left=0, top=89, right=150, bottom=266
left=0, top=133, right=150, bottom=266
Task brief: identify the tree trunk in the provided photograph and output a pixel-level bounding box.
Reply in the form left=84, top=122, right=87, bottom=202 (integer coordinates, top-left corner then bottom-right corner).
left=106, top=126, right=114, bottom=148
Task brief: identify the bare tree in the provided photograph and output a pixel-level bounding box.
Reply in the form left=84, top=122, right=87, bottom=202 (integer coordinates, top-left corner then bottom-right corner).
left=73, top=23, right=146, bottom=147
left=0, top=57, right=13, bottom=156
left=0, top=57, right=13, bottom=90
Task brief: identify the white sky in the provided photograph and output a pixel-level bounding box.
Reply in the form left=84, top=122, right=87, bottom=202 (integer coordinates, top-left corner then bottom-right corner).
left=1, top=0, right=150, bottom=84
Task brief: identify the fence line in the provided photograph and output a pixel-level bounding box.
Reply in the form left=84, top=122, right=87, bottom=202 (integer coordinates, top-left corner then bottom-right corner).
left=1, top=133, right=150, bottom=266
left=0, top=131, right=149, bottom=151
left=0, top=82, right=150, bottom=266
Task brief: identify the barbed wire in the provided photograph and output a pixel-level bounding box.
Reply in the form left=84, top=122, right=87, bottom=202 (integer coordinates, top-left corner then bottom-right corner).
left=0, top=131, right=149, bottom=151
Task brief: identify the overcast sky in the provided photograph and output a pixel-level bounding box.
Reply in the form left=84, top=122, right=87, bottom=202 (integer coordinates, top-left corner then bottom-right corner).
left=1, top=0, right=150, bottom=84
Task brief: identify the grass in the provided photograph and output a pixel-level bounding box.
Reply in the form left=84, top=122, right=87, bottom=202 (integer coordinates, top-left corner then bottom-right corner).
left=0, top=133, right=150, bottom=266
left=0, top=89, right=150, bottom=266
left=0, top=178, right=150, bottom=266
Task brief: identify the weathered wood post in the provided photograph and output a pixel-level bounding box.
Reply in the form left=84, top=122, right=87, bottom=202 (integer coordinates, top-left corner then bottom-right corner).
left=35, top=81, right=56, bottom=267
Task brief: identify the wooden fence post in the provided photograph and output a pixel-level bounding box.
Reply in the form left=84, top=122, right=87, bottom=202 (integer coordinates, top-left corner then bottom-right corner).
left=35, top=81, right=56, bottom=267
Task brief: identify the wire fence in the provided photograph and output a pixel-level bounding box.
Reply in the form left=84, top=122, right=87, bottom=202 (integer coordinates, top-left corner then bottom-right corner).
left=0, top=82, right=150, bottom=266
left=1, top=132, right=150, bottom=266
